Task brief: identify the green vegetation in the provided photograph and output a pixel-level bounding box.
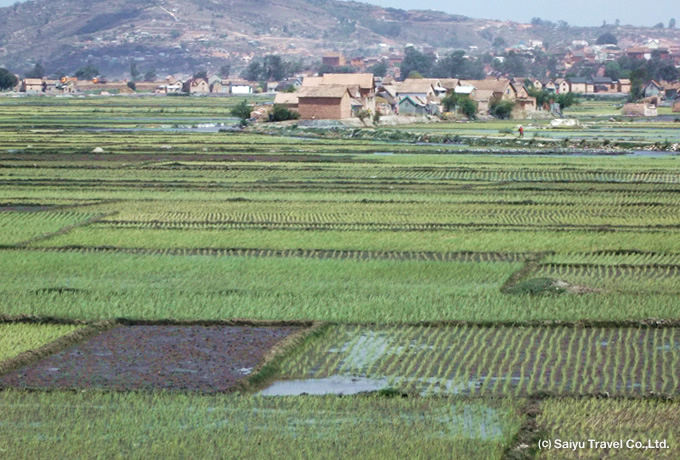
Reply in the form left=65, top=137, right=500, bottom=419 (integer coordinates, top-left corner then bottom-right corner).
left=538, top=399, right=680, bottom=459
left=1, top=96, right=679, bottom=456
left=0, top=391, right=523, bottom=460
left=0, top=212, right=102, bottom=246
left=270, top=104, right=300, bottom=122
left=0, top=324, right=81, bottom=361
left=277, top=325, right=680, bottom=396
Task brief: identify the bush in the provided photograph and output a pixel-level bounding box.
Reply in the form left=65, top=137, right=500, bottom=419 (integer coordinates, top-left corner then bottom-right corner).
left=458, top=97, right=477, bottom=119
left=489, top=99, right=515, bottom=119
left=357, top=109, right=371, bottom=125
left=231, top=100, right=252, bottom=126
left=373, top=111, right=381, bottom=125
left=269, top=104, right=300, bottom=122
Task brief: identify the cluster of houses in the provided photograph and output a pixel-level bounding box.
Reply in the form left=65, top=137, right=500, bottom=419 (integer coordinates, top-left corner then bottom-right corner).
left=269, top=74, right=546, bottom=120
left=16, top=75, right=258, bottom=96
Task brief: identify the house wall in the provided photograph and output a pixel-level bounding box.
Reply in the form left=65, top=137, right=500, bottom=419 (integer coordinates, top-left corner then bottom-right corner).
left=231, top=85, right=253, bottom=95
left=643, top=86, right=662, bottom=98
left=558, top=82, right=570, bottom=93
left=398, top=99, right=425, bottom=115
left=298, top=94, right=350, bottom=120
left=570, top=83, right=587, bottom=93
left=190, top=81, right=210, bottom=93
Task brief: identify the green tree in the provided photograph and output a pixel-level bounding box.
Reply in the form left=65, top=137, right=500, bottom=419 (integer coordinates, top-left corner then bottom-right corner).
left=126, top=81, right=136, bottom=91
left=458, top=97, right=477, bottom=119
left=74, top=63, right=99, bottom=80
left=489, top=99, right=515, bottom=119
left=442, top=93, right=458, bottom=112
left=130, top=62, right=140, bottom=81
left=400, top=46, right=435, bottom=79
left=25, top=62, right=44, bottom=79
left=433, top=51, right=484, bottom=79
left=368, top=60, right=388, bottom=78
left=0, top=67, right=18, bottom=90
left=604, top=61, right=622, bottom=80
left=670, top=18, right=676, bottom=29
left=556, top=92, right=578, bottom=109
left=144, top=69, right=157, bottom=82
left=230, top=100, right=252, bottom=126
left=193, top=70, right=208, bottom=79
left=219, top=64, right=231, bottom=78
left=596, top=32, right=618, bottom=45
left=527, top=87, right=552, bottom=108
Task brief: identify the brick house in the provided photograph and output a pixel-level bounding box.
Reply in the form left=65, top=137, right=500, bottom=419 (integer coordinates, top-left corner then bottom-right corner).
left=273, top=92, right=299, bottom=110
left=297, top=85, right=351, bottom=120
left=21, top=78, right=46, bottom=93
left=567, top=77, right=588, bottom=93
left=184, top=78, right=210, bottom=94
left=302, top=73, right=375, bottom=113
left=322, top=53, right=346, bottom=67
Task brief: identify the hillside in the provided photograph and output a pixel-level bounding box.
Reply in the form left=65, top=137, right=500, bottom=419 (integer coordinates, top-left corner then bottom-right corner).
left=1, top=0, right=679, bottom=78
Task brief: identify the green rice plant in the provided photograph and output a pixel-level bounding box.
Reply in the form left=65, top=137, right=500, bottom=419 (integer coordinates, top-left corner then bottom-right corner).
left=0, top=391, right=524, bottom=460
left=0, top=323, right=81, bottom=362
left=537, top=399, right=680, bottom=459
left=0, top=211, right=101, bottom=246
left=276, top=325, right=680, bottom=396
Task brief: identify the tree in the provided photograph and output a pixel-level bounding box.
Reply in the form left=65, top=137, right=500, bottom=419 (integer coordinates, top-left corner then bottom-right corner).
left=527, top=87, right=552, bottom=108
left=500, top=51, right=527, bottom=78
left=130, top=62, right=140, bottom=81
left=489, top=99, right=515, bottom=119
left=400, top=46, right=435, bottom=79
left=368, top=60, right=388, bottom=78
left=230, top=100, right=252, bottom=126
left=25, top=63, right=44, bottom=79
left=670, top=18, right=676, bottom=29
left=193, top=70, right=208, bottom=79
left=219, top=64, right=231, bottom=78
left=596, top=32, right=618, bottom=45
left=492, top=37, right=506, bottom=50
left=433, top=50, right=484, bottom=79
left=144, top=69, right=157, bottom=82
left=243, top=55, right=297, bottom=81
left=357, top=109, right=371, bottom=125
left=654, top=22, right=665, bottom=29
left=604, top=61, right=622, bottom=80
left=126, top=81, right=136, bottom=91
left=556, top=93, right=578, bottom=109
left=442, top=93, right=458, bottom=112
left=442, top=93, right=476, bottom=119
left=74, top=63, right=99, bottom=80
left=407, top=71, right=424, bottom=79
left=0, top=68, right=18, bottom=90
left=458, top=97, right=477, bottom=119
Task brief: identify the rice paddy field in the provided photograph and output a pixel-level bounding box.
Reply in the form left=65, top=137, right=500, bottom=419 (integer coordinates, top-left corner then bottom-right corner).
left=1, top=95, right=679, bottom=459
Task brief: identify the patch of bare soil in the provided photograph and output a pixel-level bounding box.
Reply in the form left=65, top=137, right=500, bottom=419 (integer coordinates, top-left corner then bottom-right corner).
left=0, top=325, right=301, bottom=392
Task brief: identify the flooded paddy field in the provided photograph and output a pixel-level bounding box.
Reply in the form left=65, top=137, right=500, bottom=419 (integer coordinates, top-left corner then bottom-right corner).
left=275, top=325, right=680, bottom=397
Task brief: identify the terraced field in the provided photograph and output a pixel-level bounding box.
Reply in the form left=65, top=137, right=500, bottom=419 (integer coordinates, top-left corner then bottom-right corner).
left=1, top=96, right=680, bottom=459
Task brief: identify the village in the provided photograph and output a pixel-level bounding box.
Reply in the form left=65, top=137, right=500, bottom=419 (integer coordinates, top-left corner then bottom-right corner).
left=9, top=36, right=680, bottom=121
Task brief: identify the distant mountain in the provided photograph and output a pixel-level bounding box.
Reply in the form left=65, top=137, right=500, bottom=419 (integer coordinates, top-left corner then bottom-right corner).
left=0, top=0, right=678, bottom=78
